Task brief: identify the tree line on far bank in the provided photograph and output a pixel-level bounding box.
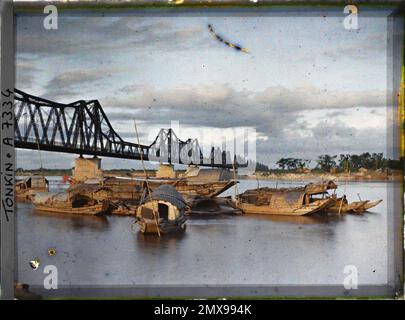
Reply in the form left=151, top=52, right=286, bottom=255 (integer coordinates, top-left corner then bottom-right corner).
left=255, top=153, right=402, bottom=173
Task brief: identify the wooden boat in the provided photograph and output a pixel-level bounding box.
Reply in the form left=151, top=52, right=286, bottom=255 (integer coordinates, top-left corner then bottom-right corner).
left=15, top=175, right=49, bottom=201
left=326, top=197, right=368, bottom=214
left=35, top=202, right=107, bottom=215
left=109, top=200, right=138, bottom=216
left=136, top=185, right=187, bottom=234
left=167, top=179, right=236, bottom=198
left=69, top=164, right=236, bottom=204
left=362, top=199, right=383, bottom=211
left=186, top=196, right=243, bottom=216
left=68, top=183, right=115, bottom=201
left=300, top=181, right=383, bottom=214
left=69, top=176, right=235, bottom=203
left=236, top=184, right=335, bottom=216
left=33, top=192, right=108, bottom=215
left=326, top=197, right=382, bottom=214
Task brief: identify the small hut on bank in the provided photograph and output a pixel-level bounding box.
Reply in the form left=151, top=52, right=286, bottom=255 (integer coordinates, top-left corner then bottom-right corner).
left=136, top=185, right=187, bottom=234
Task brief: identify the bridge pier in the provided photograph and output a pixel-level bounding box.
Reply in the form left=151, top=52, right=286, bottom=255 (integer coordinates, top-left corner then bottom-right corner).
left=72, top=156, right=103, bottom=183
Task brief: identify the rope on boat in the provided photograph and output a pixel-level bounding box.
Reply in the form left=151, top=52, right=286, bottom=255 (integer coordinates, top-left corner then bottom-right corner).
left=133, top=120, right=161, bottom=237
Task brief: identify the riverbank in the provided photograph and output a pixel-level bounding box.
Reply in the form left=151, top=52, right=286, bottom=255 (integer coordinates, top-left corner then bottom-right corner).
left=243, top=170, right=402, bottom=182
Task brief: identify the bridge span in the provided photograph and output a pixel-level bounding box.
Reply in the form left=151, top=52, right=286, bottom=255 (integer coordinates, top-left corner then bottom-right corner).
left=14, top=89, right=247, bottom=169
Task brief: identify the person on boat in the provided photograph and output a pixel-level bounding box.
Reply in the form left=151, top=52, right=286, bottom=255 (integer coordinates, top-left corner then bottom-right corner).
left=342, top=195, right=348, bottom=205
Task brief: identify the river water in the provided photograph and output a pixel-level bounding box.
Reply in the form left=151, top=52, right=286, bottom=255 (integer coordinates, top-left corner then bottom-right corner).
left=16, top=177, right=394, bottom=290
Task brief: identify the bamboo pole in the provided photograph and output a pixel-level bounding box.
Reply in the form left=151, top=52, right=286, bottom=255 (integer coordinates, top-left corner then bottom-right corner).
left=133, top=120, right=161, bottom=237
left=36, top=139, right=45, bottom=179
left=338, top=196, right=344, bottom=215
left=255, top=174, right=260, bottom=190
left=232, top=156, right=240, bottom=205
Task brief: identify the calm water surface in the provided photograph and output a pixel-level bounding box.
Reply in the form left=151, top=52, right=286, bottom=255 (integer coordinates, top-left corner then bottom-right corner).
left=17, top=177, right=392, bottom=287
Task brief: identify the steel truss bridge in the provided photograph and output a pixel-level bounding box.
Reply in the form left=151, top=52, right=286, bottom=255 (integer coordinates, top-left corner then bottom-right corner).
left=14, top=89, right=247, bottom=168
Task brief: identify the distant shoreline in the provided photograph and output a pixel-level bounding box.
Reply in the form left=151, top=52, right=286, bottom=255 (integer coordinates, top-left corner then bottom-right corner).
left=242, top=171, right=402, bottom=182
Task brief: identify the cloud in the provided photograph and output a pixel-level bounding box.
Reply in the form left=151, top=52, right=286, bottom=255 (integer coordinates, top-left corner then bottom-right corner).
left=16, top=16, right=205, bottom=58
left=14, top=14, right=392, bottom=168
left=255, top=85, right=387, bottom=110
left=99, top=83, right=387, bottom=136
left=325, top=110, right=347, bottom=117
left=16, top=63, right=41, bottom=88
left=256, top=119, right=389, bottom=166
left=96, top=83, right=389, bottom=165
left=15, top=75, right=390, bottom=167
left=16, top=17, right=133, bottom=56
left=41, top=67, right=123, bottom=99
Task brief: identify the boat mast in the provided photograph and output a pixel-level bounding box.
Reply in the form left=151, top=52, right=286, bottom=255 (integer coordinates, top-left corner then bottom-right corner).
left=232, top=153, right=240, bottom=204
left=133, top=120, right=161, bottom=237
left=36, top=139, right=45, bottom=179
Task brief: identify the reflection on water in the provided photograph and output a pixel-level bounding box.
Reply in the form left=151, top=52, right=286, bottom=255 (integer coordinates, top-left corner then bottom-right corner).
left=33, top=209, right=110, bottom=231
left=17, top=178, right=393, bottom=287
left=134, top=231, right=188, bottom=250
left=266, top=213, right=345, bottom=224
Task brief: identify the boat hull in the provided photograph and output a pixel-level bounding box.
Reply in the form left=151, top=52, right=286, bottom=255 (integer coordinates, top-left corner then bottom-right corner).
left=237, top=198, right=333, bottom=216
left=16, top=187, right=49, bottom=201
left=72, top=178, right=235, bottom=202
left=137, top=217, right=187, bottom=234
left=35, top=202, right=107, bottom=216
left=327, top=200, right=369, bottom=214
left=362, top=199, right=383, bottom=211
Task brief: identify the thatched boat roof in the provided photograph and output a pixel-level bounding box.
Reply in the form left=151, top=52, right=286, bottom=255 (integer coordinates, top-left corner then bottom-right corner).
left=143, top=185, right=187, bottom=210
left=69, top=183, right=111, bottom=194
left=33, top=192, right=69, bottom=204
left=16, top=175, right=49, bottom=185
left=240, top=180, right=337, bottom=197
left=304, top=180, right=337, bottom=194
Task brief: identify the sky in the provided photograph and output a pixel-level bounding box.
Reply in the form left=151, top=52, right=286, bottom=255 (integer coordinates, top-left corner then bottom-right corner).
left=15, top=8, right=396, bottom=170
